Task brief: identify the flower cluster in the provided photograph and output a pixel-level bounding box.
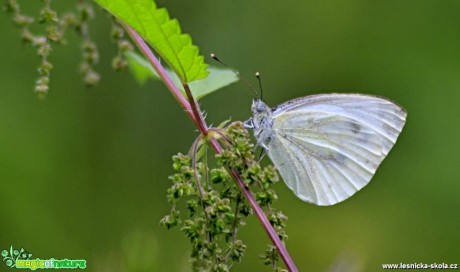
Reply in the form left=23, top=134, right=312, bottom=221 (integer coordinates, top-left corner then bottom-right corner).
left=110, top=19, right=133, bottom=72
left=2, top=0, right=133, bottom=97
left=161, top=122, right=289, bottom=271
left=76, top=2, right=100, bottom=87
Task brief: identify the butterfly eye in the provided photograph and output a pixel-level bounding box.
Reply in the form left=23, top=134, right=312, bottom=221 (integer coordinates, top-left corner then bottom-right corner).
left=256, top=103, right=266, bottom=113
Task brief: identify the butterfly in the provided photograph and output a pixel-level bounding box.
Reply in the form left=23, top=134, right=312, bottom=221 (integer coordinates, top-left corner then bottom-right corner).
left=243, top=93, right=407, bottom=206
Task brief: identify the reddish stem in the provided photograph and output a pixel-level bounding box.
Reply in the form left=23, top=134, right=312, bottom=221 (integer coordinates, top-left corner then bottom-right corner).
left=183, top=84, right=209, bottom=135
left=125, top=25, right=198, bottom=127
left=125, top=26, right=298, bottom=272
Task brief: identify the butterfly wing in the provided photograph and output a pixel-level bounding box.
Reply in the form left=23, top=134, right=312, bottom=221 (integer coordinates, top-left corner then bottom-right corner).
left=267, top=94, right=407, bottom=205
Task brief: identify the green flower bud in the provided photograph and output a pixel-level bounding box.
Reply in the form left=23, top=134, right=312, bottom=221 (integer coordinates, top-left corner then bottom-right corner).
left=39, top=61, right=53, bottom=76
left=39, top=7, right=58, bottom=23
left=14, top=14, right=34, bottom=26
left=3, top=0, right=19, bottom=13
left=111, top=56, right=128, bottom=72
left=118, top=40, right=133, bottom=52
left=83, top=70, right=100, bottom=87
left=78, top=4, right=94, bottom=21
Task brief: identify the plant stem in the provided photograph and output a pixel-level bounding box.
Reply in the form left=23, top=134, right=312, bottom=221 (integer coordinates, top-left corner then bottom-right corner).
left=125, top=25, right=198, bottom=126
left=125, top=26, right=298, bottom=272
left=184, top=83, right=209, bottom=136
left=191, top=135, right=212, bottom=243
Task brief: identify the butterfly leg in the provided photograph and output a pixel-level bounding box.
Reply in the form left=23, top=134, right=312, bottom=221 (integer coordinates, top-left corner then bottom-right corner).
left=251, top=135, right=270, bottom=159
left=257, top=148, right=266, bottom=162
left=243, top=118, right=254, bottom=129
left=257, top=138, right=270, bottom=151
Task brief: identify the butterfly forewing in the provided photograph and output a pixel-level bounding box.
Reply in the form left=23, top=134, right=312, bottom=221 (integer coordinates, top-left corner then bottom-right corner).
left=266, top=94, right=406, bottom=205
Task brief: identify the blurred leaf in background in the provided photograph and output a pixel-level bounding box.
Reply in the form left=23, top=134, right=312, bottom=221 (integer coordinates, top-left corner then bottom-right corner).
left=125, top=51, right=238, bottom=100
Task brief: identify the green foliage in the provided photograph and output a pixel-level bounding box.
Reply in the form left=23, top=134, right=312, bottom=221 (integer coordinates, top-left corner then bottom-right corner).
left=95, top=0, right=208, bottom=84
left=125, top=52, right=238, bottom=100
left=161, top=122, right=289, bottom=271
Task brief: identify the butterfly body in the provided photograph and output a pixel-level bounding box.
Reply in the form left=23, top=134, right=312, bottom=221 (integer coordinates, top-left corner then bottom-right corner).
left=244, top=93, right=407, bottom=206
left=245, top=99, right=276, bottom=150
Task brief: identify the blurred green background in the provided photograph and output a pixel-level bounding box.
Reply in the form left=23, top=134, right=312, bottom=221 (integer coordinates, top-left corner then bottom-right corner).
left=1, top=0, right=460, bottom=271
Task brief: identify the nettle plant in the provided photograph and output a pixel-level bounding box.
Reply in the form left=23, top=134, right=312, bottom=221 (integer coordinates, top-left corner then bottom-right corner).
left=4, top=0, right=298, bottom=271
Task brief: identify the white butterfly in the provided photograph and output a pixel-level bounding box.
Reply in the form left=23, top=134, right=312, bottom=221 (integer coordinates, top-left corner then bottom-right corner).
left=243, top=93, right=407, bottom=206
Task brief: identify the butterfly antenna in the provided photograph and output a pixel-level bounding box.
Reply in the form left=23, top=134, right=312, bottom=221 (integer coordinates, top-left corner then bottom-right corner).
left=211, top=53, right=259, bottom=97
left=255, top=72, right=263, bottom=100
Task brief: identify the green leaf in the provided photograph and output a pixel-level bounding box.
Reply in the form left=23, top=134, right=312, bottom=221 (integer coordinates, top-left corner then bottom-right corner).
left=95, top=0, right=208, bottom=83
left=217, top=119, right=232, bottom=129
left=125, top=51, right=157, bottom=85
left=189, top=66, right=238, bottom=100
left=126, top=52, right=238, bottom=100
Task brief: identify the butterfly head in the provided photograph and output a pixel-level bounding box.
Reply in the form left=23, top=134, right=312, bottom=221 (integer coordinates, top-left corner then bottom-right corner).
left=251, top=99, right=269, bottom=115
left=251, top=98, right=273, bottom=128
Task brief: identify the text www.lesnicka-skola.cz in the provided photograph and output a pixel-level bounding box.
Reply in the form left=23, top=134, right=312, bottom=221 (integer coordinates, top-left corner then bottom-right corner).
left=382, top=263, right=458, bottom=270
